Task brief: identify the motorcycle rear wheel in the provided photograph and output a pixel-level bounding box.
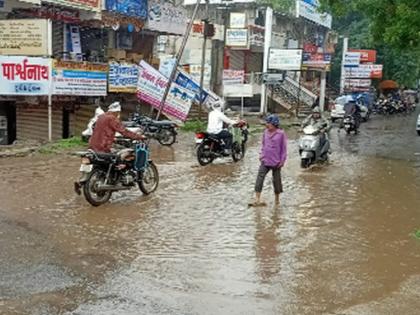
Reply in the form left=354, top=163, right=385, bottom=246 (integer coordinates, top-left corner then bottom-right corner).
left=138, top=162, right=159, bottom=195
left=157, top=129, right=176, bottom=146
left=83, top=169, right=112, bottom=206
left=197, top=143, right=214, bottom=166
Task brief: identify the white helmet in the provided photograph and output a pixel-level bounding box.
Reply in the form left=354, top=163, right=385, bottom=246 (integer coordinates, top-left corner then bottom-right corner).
left=211, top=99, right=225, bottom=111
left=108, top=101, right=121, bottom=112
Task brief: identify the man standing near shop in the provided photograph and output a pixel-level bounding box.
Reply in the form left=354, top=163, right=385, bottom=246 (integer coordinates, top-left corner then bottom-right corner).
left=250, top=115, right=288, bottom=207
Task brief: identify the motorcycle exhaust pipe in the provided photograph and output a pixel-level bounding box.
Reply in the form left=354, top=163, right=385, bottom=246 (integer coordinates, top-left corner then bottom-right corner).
left=96, top=185, right=132, bottom=192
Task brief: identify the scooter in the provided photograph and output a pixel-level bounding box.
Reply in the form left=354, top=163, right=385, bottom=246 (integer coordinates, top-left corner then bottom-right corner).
left=342, top=115, right=359, bottom=134
left=299, top=124, right=330, bottom=168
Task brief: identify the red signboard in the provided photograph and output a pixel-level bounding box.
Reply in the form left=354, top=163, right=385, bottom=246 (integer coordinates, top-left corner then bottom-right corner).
left=349, top=49, right=377, bottom=63
left=304, top=43, right=318, bottom=53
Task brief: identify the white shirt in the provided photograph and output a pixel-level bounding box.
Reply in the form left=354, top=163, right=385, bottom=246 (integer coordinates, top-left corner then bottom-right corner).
left=207, top=109, right=236, bottom=134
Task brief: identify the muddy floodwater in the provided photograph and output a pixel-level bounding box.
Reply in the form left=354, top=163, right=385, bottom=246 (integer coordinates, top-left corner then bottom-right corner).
left=1, top=113, right=420, bottom=315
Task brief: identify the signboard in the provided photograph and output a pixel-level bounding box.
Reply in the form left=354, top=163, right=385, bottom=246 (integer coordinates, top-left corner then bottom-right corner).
left=344, top=64, right=383, bottom=79
left=137, top=60, right=194, bottom=122
left=44, top=0, right=101, bottom=12
left=296, top=0, right=332, bottom=29
left=268, top=49, right=303, bottom=71
left=108, top=62, right=139, bottom=93
left=223, top=70, right=244, bottom=85
left=303, top=53, right=331, bottom=69
left=349, top=49, right=377, bottom=63
left=223, top=84, right=253, bottom=97
left=0, top=19, right=50, bottom=56
left=344, top=52, right=361, bottom=67
left=262, top=73, right=285, bottom=85
left=344, top=79, right=372, bottom=91
left=147, top=0, right=188, bottom=35
left=52, top=60, right=108, bottom=96
left=249, top=25, right=264, bottom=48
left=17, top=5, right=80, bottom=23
left=226, top=29, right=248, bottom=47
left=230, top=12, right=246, bottom=28
left=106, top=0, right=147, bottom=18
left=0, top=56, right=51, bottom=95
left=189, top=64, right=211, bottom=90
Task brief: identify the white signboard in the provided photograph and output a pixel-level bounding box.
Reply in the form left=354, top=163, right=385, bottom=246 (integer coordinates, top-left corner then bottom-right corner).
left=344, top=64, right=383, bottom=79
left=269, top=49, right=303, bottom=71
left=226, top=29, right=248, bottom=47
left=189, top=64, right=211, bottom=89
left=223, top=69, right=244, bottom=85
left=230, top=12, right=246, bottom=28
left=223, top=84, right=253, bottom=97
left=345, top=79, right=372, bottom=88
left=0, top=56, right=51, bottom=95
left=296, top=0, right=332, bottom=29
left=147, top=0, right=188, bottom=36
left=344, top=52, right=361, bottom=68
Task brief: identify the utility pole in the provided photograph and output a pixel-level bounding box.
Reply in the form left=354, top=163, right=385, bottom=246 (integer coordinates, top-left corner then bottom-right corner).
left=340, top=37, right=348, bottom=95
left=198, top=0, right=210, bottom=121
left=260, top=6, right=273, bottom=114
left=156, top=0, right=202, bottom=120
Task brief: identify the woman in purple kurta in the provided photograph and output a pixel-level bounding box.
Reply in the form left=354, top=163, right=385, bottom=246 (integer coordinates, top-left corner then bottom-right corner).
left=250, top=115, right=287, bottom=207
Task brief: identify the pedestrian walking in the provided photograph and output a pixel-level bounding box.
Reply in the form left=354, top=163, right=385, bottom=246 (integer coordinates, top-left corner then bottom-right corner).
left=249, top=115, right=287, bottom=207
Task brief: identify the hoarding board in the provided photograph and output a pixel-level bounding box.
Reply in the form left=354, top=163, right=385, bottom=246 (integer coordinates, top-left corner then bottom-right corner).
left=268, top=49, right=302, bottom=71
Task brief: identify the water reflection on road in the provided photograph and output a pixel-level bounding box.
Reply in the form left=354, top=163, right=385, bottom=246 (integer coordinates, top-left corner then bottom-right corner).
left=1, top=113, right=420, bottom=314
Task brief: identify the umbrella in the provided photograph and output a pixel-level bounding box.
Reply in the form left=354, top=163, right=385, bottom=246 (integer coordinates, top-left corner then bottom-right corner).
left=379, top=80, right=399, bottom=90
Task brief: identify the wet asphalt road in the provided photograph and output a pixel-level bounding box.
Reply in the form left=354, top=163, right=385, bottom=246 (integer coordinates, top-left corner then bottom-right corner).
left=1, top=112, right=420, bottom=315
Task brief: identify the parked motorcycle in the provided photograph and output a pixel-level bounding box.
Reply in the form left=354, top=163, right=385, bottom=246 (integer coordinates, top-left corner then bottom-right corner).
left=342, top=115, right=359, bottom=134
left=195, top=120, right=249, bottom=166
left=74, top=140, right=159, bottom=206
left=130, top=113, right=178, bottom=146
left=299, top=124, right=330, bottom=168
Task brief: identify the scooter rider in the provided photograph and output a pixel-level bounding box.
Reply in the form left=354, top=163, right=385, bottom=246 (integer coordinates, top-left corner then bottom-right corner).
left=89, top=102, right=145, bottom=153
left=302, top=106, right=330, bottom=147
left=207, top=99, right=239, bottom=154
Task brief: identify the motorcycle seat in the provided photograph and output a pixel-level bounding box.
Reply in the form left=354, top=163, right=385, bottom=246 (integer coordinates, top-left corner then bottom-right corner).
left=148, top=120, right=174, bottom=126
left=94, top=152, right=117, bottom=160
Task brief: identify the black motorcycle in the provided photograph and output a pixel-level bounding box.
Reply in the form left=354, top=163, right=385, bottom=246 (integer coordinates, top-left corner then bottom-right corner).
left=74, top=140, right=159, bottom=206
left=130, top=114, right=178, bottom=146
left=342, top=115, right=359, bottom=134
left=195, top=121, right=249, bottom=166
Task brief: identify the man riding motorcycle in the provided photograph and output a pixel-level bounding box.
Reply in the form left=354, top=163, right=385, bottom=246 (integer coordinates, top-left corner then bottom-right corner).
left=343, top=99, right=361, bottom=129
left=89, top=102, right=145, bottom=153
left=206, top=99, right=239, bottom=154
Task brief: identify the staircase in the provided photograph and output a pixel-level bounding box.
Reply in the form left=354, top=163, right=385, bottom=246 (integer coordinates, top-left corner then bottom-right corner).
left=267, top=75, right=317, bottom=117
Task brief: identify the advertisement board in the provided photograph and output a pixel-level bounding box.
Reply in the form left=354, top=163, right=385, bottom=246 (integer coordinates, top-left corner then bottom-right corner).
left=0, top=56, right=51, bottom=95
left=52, top=60, right=108, bottom=96
left=349, top=49, right=377, bottom=63
left=343, top=52, right=361, bottom=68
left=223, top=84, right=253, bottom=97
left=147, top=0, right=188, bottom=35
left=344, top=64, right=383, bottom=79
left=226, top=29, right=248, bottom=47
left=269, top=49, right=302, bottom=71
left=223, top=70, right=244, bottom=85
left=44, top=0, right=101, bottom=12
left=137, top=60, right=194, bottom=122
left=108, top=62, right=139, bottom=93
left=230, top=12, right=246, bottom=28
left=302, top=52, right=331, bottom=69
left=0, top=19, right=50, bottom=56
left=296, top=0, right=332, bottom=29
left=345, top=79, right=372, bottom=91
left=106, top=0, right=147, bottom=18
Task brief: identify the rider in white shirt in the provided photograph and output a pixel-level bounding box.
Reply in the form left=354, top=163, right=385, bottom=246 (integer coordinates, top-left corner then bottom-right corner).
left=207, top=100, right=238, bottom=154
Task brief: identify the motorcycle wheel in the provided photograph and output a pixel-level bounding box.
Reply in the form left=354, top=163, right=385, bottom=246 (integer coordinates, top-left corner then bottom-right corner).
left=197, top=143, right=214, bottom=166
left=138, top=162, right=159, bottom=195
left=157, top=129, right=176, bottom=146
left=232, top=142, right=244, bottom=162
left=301, top=159, right=311, bottom=169
left=83, top=169, right=112, bottom=207
left=346, top=129, right=351, bottom=135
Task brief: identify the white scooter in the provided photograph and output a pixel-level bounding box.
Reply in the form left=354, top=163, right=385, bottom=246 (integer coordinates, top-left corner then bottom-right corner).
left=299, top=124, right=330, bottom=168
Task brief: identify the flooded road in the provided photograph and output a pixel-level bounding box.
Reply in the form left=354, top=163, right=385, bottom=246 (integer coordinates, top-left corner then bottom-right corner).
left=1, top=113, right=420, bottom=315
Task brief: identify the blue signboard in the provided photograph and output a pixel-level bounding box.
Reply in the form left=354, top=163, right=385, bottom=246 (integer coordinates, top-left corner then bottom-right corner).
left=106, top=0, right=148, bottom=19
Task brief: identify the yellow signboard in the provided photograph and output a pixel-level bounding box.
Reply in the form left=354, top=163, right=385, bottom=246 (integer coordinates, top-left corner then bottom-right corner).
left=0, top=19, right=49, bottom=56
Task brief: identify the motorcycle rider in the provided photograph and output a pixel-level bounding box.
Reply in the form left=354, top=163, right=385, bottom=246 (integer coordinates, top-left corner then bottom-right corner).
left=207, top=99, right=239, bottom=154
left=89, top=102, right=145, bottom=153
left=343, top=99, right=361, bottom=130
